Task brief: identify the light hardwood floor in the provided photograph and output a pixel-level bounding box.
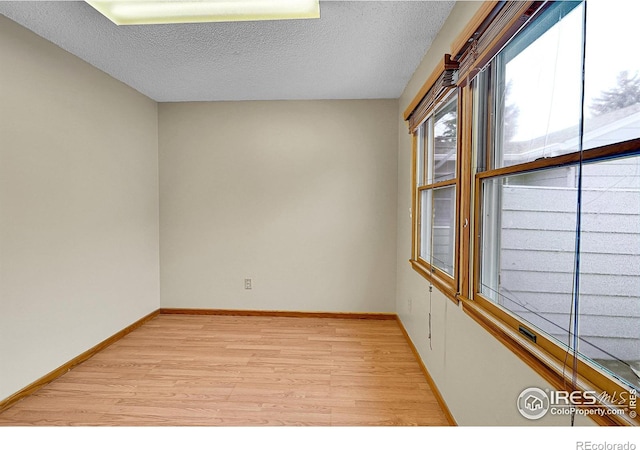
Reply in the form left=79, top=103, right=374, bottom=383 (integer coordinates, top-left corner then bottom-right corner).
left=0, top=314, right=449, bottom=426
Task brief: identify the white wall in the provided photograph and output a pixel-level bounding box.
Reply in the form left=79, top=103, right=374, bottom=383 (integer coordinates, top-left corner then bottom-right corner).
left=0, top=2, right=601, bottom=425
left=395, top=2, right=594, bottom=425
left=159, top=100, right=398, bottom=313
left=0, top=17, right=160, bottom=401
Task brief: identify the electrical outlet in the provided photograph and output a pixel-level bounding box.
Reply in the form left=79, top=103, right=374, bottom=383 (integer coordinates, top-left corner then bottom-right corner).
left=244, top=278, right=252, bottom=290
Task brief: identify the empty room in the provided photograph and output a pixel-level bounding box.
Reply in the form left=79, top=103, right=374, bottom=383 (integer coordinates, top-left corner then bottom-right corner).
left=1, top=0, right=638, bottom=436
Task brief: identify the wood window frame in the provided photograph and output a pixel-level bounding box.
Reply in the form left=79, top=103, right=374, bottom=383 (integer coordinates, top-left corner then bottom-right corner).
left=406, top=0, right=640, bottom=426
left=470, top=139, right=640, bottom=427
left=461, top=0, right=639, bottom=426
left=407, top=64, right=462, bottom=303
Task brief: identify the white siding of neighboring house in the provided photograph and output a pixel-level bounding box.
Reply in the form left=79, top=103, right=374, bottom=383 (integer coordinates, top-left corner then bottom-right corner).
left=489, top=118, right=640, bottom=387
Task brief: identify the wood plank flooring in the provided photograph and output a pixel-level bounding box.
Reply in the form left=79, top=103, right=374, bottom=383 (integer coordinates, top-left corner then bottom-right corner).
left=0, top=314, right=449, bottom=426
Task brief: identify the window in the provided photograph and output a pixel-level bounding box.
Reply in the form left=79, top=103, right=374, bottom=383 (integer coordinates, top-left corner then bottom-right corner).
left=472, top=0, right=640, bottom=423
left=412, top=92, right=459, bottom=292
left=407, top=0, right=640, bottom=425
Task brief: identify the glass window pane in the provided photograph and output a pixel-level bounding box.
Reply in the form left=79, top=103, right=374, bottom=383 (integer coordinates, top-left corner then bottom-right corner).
left=425, top=117, right=434, bottom=184
left=577, top=155, right=640, bottom=389
left=432, top=186, right=455, bottom=276
left=495, top=2, right=583, bottom=168
left=583, top=2, right=640, bottom=149
left=416, top=123, right=425, bottom=187
left=480, top=167, right=579, bottom=347
left=419, top=189, right=432, bottom=262
left=473, top=73, right=489, bottom=173
left=433, top=95, right=458, bottom=183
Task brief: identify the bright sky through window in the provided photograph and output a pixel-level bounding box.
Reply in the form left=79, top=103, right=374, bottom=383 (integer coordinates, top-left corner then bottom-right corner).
left=506, top=1, right=640, bottom=142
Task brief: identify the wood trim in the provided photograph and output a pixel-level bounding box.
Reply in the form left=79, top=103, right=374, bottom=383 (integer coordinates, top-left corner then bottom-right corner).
left=415, top=132, right=424, bottom=263
left=395, top=316, right=457, bottom=426
left=477, top=137, right=640, bottom=180
left=403, top=54, right=458, bottom=122
left=418, top=178, right=456, bottom=191
left=159, top=308, right=397, bottom=321
left=0, top=309, right=160, bottom=414
left=457, top=84, right=474, bottom=299
left=411, top=130, right=419, bottom=261
left=462, top=299, right=639, bottom=426
left=450, top=1, right=502, bottom=60
left=409, top=259, right=459, bottom=305
left=453, top=91, right=464, bottom=298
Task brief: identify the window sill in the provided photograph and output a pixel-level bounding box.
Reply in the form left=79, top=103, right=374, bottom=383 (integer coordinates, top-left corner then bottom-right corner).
left=459, top=296, right=639, bottom=426
left=409, top=259, right=459, bottom=305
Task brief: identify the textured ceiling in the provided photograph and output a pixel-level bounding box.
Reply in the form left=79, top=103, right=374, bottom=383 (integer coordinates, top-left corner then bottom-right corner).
left=0, top=1, right=455, bottom=102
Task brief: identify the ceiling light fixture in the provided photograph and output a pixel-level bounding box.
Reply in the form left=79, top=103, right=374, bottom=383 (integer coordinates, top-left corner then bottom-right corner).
left=86, top=0, right=320, bottom=25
